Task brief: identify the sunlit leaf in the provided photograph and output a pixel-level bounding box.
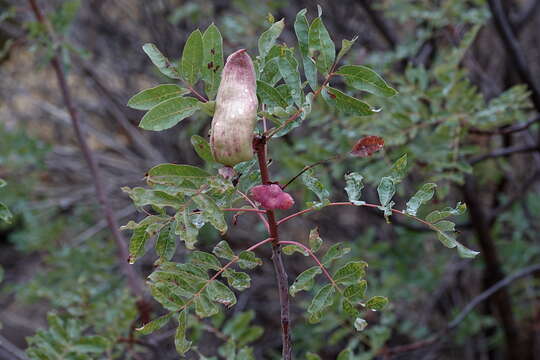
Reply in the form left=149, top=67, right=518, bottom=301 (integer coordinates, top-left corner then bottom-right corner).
left=294, top=9, right=318, bottom=90
left=322, top=243, right=351, bottom=265
left=207, top=280, right=237, bottom=307
left=181, top=29, right=203, bottom=85
left=175, top=310, right=192, bottom=355
left=308, top=17, right=335, bottom=74
left=137, top=312, right=173, bottom=335
left=192, top=194, right=228, bottom=234
left=344, top=172, right=365, bottom=205
left=343, top=280, right=367, bottom=303
left=326, top=87, right=375, bottom=116
left=333, top=261, right=368, bottom=286
left=258, top=19, right=284, bottom=60
left=156, top=222, right=177, bottom=261
left=336, top=65, right=397, bottom=97
left=213, top=240, right=235, bottom=261
left=127, top=84, right=190, bottom=110
left=308, top=284, right=336, bottom=323
left=405, top=183, right=437, bottom=216
left=290, top=266, right=322, bottom=296
left=309, top=227, right=323, bottom=252
left=142, top=43, right=181, bottom=79
left=191, top=135, right=215, bottom=163
left=139, top=97, right=199, bottom=131
left=365, top=296, right=388, bottom=311
left=202, top=24, right=223, bottom=99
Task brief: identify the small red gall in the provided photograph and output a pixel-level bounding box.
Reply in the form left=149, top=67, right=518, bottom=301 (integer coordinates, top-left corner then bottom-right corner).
left=351, top=136, right=384, bottom=158
left=250, top=184, right=295, bottom=210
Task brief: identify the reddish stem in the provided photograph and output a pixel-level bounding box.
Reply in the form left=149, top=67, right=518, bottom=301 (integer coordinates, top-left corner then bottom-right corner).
left=278, top=202, right=435, bottom=230
left=253, top=136, right=292, bottom=360
left=222, top=208, right=267, bottom=214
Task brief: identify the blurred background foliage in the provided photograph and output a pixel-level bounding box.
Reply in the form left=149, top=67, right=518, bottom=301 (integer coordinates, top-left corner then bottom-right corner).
left=0, top=0, right=539, bottom=359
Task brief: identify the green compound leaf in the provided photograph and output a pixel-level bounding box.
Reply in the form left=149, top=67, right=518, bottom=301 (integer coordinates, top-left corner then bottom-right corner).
left=333, top=261, right=368, bottom=286
left=308, top=284, right=336, bottom=323
left=377, top=177, right=396, bottom=207
left=342, top=299, right=360, bottom=317
left=189, top=251, right=221, bottom=271
left=426, top=202, right=466, bottom=223
left=237, top=251, right=263, bottom=270
left=294, top=9, right=318, bottom=90
left=71, top=336, right=110, bottom=353
left=207, top=280, right=237, bottom=307
left=128, top=84, right=190, bottom=110
left=213, top=240, right=235, bottom=261
left=322, top=242, right=351, bottom=266
left=149, top=282, right=186, bottom=311
left=290, top=266, right=321, bottom=296
left=223, top=269, right=251, bottom=291
left=202, top=23, right=223, bottom=99
left=344, top=172, right=365, bottom=205
left=181, top=29, right=203, bottom=85
left=336, top=65, right=398, bottom=97
left=175, top=208, right=199, bottom=249
left=147, top=164, right=210, bottom=185
left=175, top=310, right=192, bottom=355
left=326, top=87, right=375, bottom=116
left=434, top=220, right=479, bottom=258
left=137, top=312, right=174, bottom=335
left=122, top=187, right=184, bottom=208
left=405, top=183, right=437, bottom=216
left=195, top=292, right=219, bottom=318
left=190, top=135, right=215, bottom=163
left=308, top=17, right=335, bottom=74
left=258, top=19, right=285, bottom=60
left=343, top=280, right=367, bottom=303
left=0, top=203, right=12, bottom=224
left=301, top=169, right=330, bottom=207
left=277, top=50, right=303, bottom=107
left=256, top=80, right=289, bottom=108
left=156, top=222, right=177, bottom=261
left=139, top=96, right=199, bottom=131
left=336, top=36, right=358, bottom=63
left=365, top=296, right=388, bottom=311
left=128, top=226, right=150, bottom=263
left=390, top=154, right=408, bottom=183
left=309, top=227, right=323, bottom=252
left=283, top=244, right=309, bottom=256
left=142, top=43, right=181, bottom=79
left=192, top=194, right=227, bottom=234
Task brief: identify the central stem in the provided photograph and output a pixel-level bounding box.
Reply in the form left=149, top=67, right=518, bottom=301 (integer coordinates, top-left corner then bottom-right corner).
left=253, top=136, right=292, bottom=359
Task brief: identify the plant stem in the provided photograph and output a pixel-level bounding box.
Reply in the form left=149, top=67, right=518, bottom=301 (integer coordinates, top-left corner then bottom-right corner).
left=27, top=0, right=146, bottom=303
left=253, top=136, right=292, bottom=360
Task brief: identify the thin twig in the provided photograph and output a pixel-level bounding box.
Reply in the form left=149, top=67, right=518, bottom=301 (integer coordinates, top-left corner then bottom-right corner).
left=357, top=0, right=397, bottom=49
left=27, top=0, right=145, bottom=299
left=468, top=115, right=539, bottom=136
left=487, top=0, right=540, bottom=112
left=469, top=143, right=539, bottom=164
left=381, top=263, right=540, bottom=357
left=281, top=155, right=341, bottom=190
left=0, top=334, right=30, bottom=360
